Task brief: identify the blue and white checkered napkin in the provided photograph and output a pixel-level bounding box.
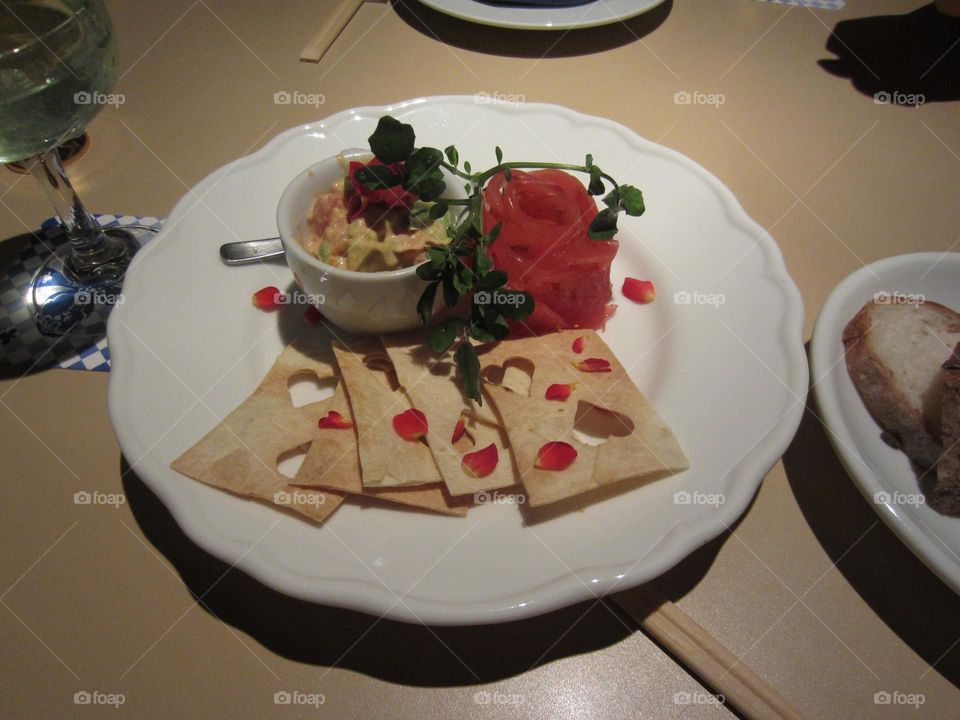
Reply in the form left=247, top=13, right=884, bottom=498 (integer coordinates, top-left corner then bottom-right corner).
left=0, top=214, right=163, bottom=372
left=755, top=0, right=845, bottom=9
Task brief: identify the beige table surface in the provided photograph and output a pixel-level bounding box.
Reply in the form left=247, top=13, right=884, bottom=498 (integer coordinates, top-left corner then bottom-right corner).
left=2, top=0, right=960, bottom=717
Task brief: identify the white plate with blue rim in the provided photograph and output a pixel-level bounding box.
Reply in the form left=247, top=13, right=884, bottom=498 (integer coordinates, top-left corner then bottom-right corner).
left=811, top=252, right=960, bottom=595
left=108, top=96, right=807, bottom=624
left=414, top=0, right=668, bottom=31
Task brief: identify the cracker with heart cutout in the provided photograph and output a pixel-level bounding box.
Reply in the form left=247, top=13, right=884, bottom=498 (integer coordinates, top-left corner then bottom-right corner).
left=479, top=330, right=688, bottom=507
left=380, top=332, right=517, bottom=496
left=170, top=340, right=344, bottom=523
left=331, top=339, right=443, bottom=488
left=294, top=382, right=471, bottom=516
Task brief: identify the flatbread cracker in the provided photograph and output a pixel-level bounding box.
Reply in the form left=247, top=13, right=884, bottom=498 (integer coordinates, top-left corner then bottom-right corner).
left=381, top=332, right=517, bottom=496
left=481, top=330, right=688, bottom=507
left=294, top=383, right=471, bottom=516
left=331, top=339, right=443, bottom=488
left=170, top=341, right=344, bottom=523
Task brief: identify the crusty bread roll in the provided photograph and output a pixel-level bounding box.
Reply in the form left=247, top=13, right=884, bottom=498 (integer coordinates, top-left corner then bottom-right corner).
left=843, top=300, right=960, bottom=469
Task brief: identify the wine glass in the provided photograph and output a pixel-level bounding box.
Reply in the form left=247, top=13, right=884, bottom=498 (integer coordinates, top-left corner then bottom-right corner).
left=0, top=0, right=149, bottom=339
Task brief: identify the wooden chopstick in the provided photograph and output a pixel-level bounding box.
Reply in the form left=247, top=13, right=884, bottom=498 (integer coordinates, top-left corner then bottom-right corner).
left=299, top=0, right=386, bottom=63
left=610, top=585, right=805, bottom=720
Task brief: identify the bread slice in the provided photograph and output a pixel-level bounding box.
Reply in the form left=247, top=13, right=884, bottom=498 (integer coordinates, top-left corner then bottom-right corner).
left=934, top=344, right=960, bottom=514
left=843, top=300, right=960, bottom=470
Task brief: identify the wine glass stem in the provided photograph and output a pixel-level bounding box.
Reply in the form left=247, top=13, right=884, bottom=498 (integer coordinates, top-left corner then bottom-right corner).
left=26, top=146, right=124, bottom=275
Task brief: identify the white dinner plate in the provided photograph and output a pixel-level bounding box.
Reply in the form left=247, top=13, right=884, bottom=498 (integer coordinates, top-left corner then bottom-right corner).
left=811, top=253, right=960, bottom=595
left=108, top=96, right=807, bottom=624
left=415, top=0, right=667, bottom=30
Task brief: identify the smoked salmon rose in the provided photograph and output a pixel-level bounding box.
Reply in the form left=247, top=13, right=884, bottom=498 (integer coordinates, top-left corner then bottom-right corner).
left=482, top=169, right=618, bottom=333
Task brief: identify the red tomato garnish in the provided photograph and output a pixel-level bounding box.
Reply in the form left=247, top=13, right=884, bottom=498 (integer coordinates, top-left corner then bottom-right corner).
left=545, top=383, right=576, bottom=401
left=573, top=358, right=611, bottom=373
left=347, top=159, right=417, bottom=222
left=393, top=408, right=428, bottom=440
left=572, top=336, right=586, bottom=354
left=451, top=417, right=466, bottom=443
left=535, top=442, right=578, bottom=471
left=462, top=443, right=499, bottom=478
left=303, top=305, right=324, bottom=324
left=318, top=411, right=353, bottom=429
left=622, top=278, right=655, bottom=304
left=252, top=286, right=283, bottom=310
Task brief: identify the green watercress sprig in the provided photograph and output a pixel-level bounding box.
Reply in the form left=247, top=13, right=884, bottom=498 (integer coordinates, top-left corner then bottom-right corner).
left=356, top=115, right=645, bottom=403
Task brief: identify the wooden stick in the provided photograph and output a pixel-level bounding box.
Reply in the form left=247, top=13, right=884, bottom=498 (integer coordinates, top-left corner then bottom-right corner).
left=299, top=0, right=366, bottom=64
left=611, top=585, right=805, bottom=720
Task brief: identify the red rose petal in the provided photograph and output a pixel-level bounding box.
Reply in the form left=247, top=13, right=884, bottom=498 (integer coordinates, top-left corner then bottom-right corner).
left=545, top=383, right=576, bottom=401
left=348, top=159, right=417, bottom=222
left=572, top=336, right=586, bottom=354
left=462, top=443, right=499, bottom=478
left=573, top=358, right=611, bottom=373
left=451, top=417, right=466, bottom=443
left=318, top=410, right=353, bottom=429
left=346, top=189, right=367, bottom=222
left=623, top=278, right=656, bottom=304
left=535, top=441, right=578, bottom=471
left=252, top=286, right=283, bottom=310
left=393, top=408, right=428, bottom=440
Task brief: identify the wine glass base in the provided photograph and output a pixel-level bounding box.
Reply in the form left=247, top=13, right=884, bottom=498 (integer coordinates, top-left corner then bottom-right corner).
left=0, top=219, right=160, bottom=373
left=31, top=226, right=140, bottom=337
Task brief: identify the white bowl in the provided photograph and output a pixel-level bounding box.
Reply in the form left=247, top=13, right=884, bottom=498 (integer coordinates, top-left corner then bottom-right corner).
left=276, top=150, right=431, bottom=335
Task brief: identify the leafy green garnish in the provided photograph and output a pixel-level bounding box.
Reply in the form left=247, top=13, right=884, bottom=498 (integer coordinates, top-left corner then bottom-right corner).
left=428, top=316, right=463, bottom=353
left=354, top=164, right=404, bottom=189
left=368, top=116, right=415, bottom=164
left=416, top=281, right=438, bottom=325
left=403, top=147, right=445, bottom=201
left=359, top=116, right=645, bottom=403
left=454, top=342, right=481, bottom=404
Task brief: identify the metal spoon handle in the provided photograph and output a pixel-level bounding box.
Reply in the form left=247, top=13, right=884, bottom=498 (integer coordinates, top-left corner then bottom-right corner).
left=219, top=237, right=285, bottom=265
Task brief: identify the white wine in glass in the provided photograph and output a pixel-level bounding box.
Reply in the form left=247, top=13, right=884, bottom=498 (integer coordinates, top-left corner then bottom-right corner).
left=0, top=0, right=149, bottom=339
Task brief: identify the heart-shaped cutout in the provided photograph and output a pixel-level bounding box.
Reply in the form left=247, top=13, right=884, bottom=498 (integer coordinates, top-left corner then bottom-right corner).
left=572, top=401, right=635, bottom=446
left=287, top=371, right=337, bottom=408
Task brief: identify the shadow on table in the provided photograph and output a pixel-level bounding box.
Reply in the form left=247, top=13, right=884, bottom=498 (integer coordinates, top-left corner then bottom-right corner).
left=121, top=453, right=730, bottom=686
left=782, top=375, right=960, bottom=689
left=819, top=2, right=960, bottom=104
left=392, top=0, right=671, bottom=59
